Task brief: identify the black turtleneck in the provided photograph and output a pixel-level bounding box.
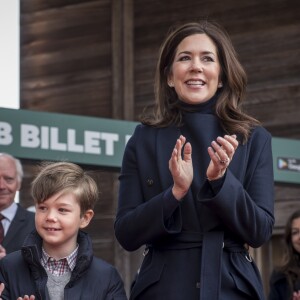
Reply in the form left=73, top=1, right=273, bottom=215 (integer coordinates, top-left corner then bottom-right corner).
left=177, top=95, right=225, bottom=232
left=176, top=93, right=218, bottom=115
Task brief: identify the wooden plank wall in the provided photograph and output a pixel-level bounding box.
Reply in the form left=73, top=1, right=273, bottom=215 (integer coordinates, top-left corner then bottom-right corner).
left=20, top=0, right=112, bottom=117
left=19, top=0, right=122, bottom=281
left=19, top=0, right=300, bottom=296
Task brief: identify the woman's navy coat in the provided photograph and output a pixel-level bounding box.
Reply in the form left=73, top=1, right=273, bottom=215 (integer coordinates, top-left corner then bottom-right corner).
left=268, top=269, right=300, bottom=299
left=115, top=110, right=274, bottom=300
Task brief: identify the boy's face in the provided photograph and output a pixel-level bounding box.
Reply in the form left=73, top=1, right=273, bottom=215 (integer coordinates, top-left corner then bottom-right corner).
left=35, top=191, right=93, bottom=258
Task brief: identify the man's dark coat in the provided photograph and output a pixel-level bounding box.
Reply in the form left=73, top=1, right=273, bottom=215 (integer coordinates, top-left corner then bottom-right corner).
left=2, top=204, right=35, bottom=253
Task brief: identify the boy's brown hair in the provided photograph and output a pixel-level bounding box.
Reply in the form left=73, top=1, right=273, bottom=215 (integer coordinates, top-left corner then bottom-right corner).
left=31, top=161, right=98, bottom=214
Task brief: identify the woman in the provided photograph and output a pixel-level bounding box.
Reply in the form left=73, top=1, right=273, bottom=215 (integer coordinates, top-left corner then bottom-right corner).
left=269, top=210, right=300, bottom=300
left=115, top=21, right=274, bottom=300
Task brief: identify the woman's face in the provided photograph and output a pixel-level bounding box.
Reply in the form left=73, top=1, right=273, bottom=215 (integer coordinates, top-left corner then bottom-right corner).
left=168, top=33, right=222, bottom=104
left=291, top=217, right=300, bottom=254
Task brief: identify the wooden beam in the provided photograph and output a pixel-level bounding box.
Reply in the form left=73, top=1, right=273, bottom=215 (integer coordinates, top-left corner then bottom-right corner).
left=111, top=0, right=134, bottom=120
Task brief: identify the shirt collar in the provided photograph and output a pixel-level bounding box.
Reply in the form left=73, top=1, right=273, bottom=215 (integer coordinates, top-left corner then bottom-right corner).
left=1, top=202, right=18, bottom=222
left=41, top=244, right=79, bottom=274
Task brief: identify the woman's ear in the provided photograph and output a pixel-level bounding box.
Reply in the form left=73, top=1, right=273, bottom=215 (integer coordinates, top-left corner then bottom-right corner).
left=80, top=209, right=94, bottom=229
left=167, top=72, right=174, bottom=87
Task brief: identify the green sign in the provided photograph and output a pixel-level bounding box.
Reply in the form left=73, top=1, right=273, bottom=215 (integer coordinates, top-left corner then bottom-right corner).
left=0, top=107, right=138, bottom=168
left=1, top=108, right=300, bottom=184
left=272, top=137, right=300, bottom=184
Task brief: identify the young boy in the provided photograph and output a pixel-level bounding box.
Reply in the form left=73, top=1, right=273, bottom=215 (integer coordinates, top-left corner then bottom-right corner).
left=0, top=162, right=127, bottom=300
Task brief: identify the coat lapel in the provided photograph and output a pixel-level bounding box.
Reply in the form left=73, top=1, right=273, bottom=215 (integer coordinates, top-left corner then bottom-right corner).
left=156, top=126, right=181, bottom=190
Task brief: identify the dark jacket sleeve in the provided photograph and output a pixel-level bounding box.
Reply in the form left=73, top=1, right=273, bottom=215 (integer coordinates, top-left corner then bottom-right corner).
left=198, top=127, right=274, bottom=247
left=114, top=125, right=181, bottom=251
left=0, top=251, right=37, bottom=300
left=106, top=266, right=128, bottom=300
left=268, top=270, right=291, bottom=300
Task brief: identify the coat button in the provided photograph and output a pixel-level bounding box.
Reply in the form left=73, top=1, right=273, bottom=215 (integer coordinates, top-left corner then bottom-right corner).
left=146, top=179, right=154, bottom=186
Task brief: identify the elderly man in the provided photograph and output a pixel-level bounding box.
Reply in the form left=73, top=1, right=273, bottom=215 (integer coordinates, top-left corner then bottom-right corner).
left=0, top=153, right=35, bottom=258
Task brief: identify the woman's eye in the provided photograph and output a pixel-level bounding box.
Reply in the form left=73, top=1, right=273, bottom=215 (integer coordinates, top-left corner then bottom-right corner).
left=178, top=55, right=190, bottom=61
left=202, top=56, right=214, bottom=62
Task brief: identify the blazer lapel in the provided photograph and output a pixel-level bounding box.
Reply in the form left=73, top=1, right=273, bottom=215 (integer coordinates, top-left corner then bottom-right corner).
left=4, top=206, right=25, bottom=246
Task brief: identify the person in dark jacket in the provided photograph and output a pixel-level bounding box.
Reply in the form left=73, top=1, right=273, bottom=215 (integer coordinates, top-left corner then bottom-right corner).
left=0, top=161, right=127, bottom=300
left=114, top=21, right=274, bottom=300
left=268, top=210, right=300, bottom=300
left=0, top=153, right=35, bottom=259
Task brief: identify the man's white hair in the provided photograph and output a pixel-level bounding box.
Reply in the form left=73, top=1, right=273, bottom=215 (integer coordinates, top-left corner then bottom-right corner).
left=0, top=153, right=23, bottom=184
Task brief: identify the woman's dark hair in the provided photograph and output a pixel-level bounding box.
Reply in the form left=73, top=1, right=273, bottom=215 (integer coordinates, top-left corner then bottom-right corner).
left=141, top=21, right=260, bottom=143
left=278, top=210, right=300, bottom=294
